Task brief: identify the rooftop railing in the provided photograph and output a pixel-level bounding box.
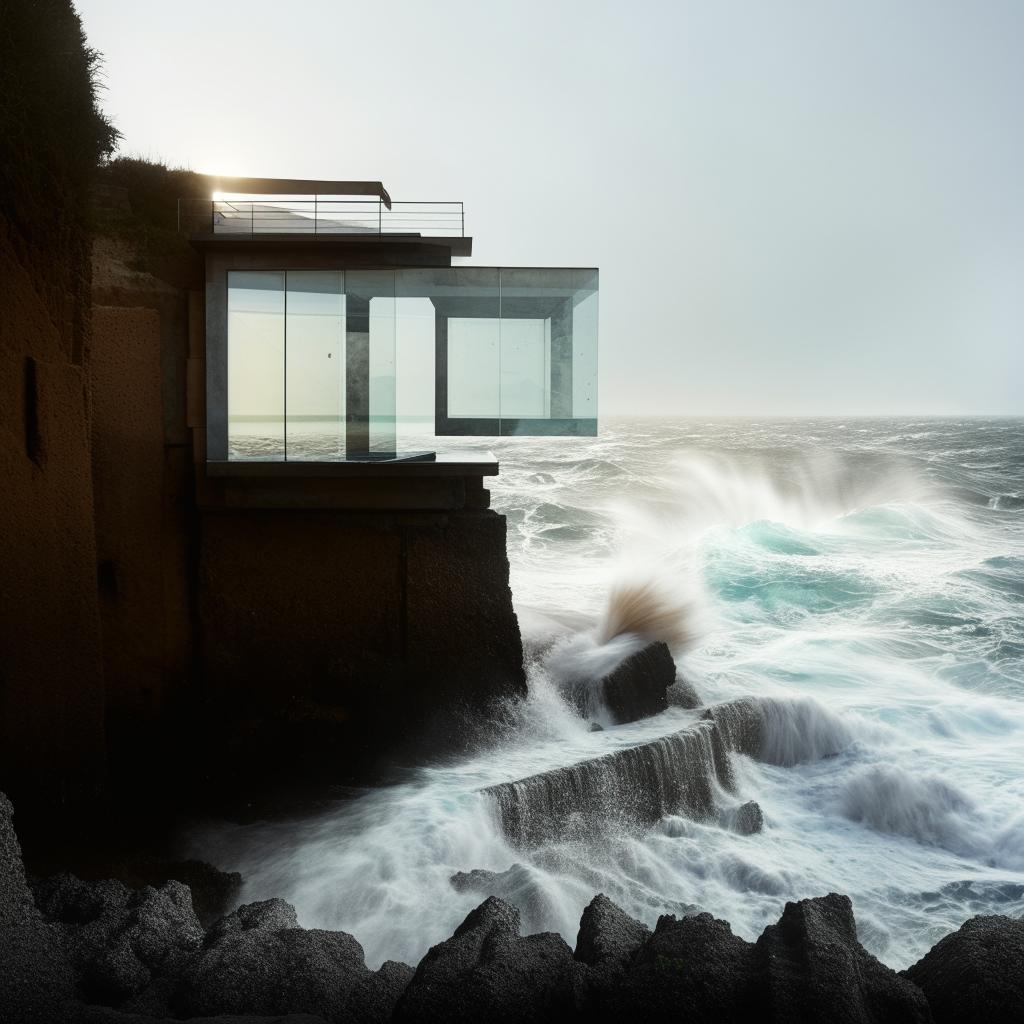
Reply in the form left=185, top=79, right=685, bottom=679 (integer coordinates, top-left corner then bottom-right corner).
left=178, top=198, right=465, bottom=237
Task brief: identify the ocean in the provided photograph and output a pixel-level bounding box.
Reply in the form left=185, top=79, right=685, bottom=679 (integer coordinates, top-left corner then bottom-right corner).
left=191, top=417, right=1024, bottom=970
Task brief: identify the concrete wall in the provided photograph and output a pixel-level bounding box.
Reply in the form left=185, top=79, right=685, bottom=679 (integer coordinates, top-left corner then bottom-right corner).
left=90, top=307, right=183, bottom=732
left=198, top=502, right=525, bottom=782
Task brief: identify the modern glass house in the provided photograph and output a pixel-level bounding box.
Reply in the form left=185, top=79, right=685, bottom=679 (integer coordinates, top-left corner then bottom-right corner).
left=184, top=178, right=598, bottom=464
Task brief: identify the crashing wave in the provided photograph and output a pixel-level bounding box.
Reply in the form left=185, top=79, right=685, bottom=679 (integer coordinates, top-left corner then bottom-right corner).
left=702, top=695, right=853, bottom=766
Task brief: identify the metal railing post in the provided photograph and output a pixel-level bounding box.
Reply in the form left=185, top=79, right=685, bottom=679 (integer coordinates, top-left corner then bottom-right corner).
left=251, top=203, right=254, bottom=236
left=378, top=200, right=382, bottom=234
left=211, top=200, right=215, bottom=233
left=461, top=203, right=464, bottom=237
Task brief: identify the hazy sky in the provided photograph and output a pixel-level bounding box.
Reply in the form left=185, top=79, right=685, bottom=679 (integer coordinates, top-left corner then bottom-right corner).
left=77, top=0, right=1023, bottom=415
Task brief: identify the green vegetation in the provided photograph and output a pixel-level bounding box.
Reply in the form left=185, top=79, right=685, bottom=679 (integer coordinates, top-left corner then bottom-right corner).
left=94, top=157, right=209, bottom=282
left=0, top=0, right=119, bottom=355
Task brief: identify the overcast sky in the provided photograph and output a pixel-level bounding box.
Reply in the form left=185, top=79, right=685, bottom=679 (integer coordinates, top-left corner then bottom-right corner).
left=77, top=0, right=1023, bottom=415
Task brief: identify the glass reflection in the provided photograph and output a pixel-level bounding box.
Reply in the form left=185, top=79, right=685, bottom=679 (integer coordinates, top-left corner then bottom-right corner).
left=225, top=266, right=598, bottom=459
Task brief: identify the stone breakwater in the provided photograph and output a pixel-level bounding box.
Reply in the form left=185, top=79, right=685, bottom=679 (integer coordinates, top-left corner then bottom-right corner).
left=482, top=694, right=850, bottom=846
left=2, top=791, right=1023, bottom=1024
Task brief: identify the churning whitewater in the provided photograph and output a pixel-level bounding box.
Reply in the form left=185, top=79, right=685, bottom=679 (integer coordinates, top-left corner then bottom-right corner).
left=189, top=417, right=1024, bottom=972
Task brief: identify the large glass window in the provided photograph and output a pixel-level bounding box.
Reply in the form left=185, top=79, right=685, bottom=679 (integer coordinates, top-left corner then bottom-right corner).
left=228, top=271, right=285, bottom=459
left=285, top=271, right=345, bottom=460
left=224, top=266, right=597, bottom=459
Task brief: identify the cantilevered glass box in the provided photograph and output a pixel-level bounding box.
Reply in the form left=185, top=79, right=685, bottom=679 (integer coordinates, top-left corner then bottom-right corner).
left=187, top=180, right=598, bottom=462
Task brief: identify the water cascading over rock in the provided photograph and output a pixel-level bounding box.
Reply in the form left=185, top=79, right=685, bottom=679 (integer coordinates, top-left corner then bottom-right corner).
left=483, top=719, right=733, bottom=846
left=483, top=696, right=850, bottom=846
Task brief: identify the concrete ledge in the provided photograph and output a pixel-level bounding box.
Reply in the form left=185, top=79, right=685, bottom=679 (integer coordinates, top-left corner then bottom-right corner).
left=189, top=232, right=474, bottom=258
left=205, top=452, right=499, bottom=478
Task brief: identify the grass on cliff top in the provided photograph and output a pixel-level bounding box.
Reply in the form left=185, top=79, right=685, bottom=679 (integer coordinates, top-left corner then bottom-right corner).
left=94, top=157, right=209, bottom=284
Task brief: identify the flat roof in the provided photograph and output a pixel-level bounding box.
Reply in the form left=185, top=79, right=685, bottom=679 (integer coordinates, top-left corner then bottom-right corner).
left=203, top=176, right=392, bottom=208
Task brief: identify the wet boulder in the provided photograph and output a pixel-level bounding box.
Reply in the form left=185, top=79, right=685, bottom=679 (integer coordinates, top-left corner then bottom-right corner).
left=393, top=896, right=578, bottom=1023
left=172, top=898, right=372, bottom=1020
left=722, top=800, right=765, bottom=835
left=593, top=640, right=676, bottom=724
left=756, top=894, right=931, bottom=1023
left=31, top=871, right=203, bottom=1005
left=903, top=914, right=1024, bottom=1024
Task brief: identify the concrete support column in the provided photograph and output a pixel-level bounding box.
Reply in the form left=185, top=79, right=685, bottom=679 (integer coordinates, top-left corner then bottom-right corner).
left=434, top=311, right=449, bottom=434
left=549, top=300, right=574, bottom=419
left=346, top=295, right=370, bottom=457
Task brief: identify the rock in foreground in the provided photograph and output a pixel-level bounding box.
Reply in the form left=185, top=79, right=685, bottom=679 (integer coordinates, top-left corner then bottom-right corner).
left=903, top=914, right=1024, bottom=1024
left=755, top=894, right=931, bottom=1024
left=393, top=896, right=578, bottom=1023
left=4, top=789, right=1024, bottom=1024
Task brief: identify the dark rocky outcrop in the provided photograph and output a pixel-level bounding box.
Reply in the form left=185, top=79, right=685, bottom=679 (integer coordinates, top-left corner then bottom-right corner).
left=594, top=893, right=930, bottom=1023
left=573, top=893, right=650, bottom=972
left=0, top=792, right=76, bottom=1020
left=604, top=909, right=762, bottom=1021
left=903, top=915, right=1024, bottom=1024
left=31, top=871, right=204, bottom=1005
left=722, top=800, right=765, bottom=835
left=345, top=959, right=416, bottom=1024
left=6, top=789, right=1023, bottom=1024
left=150, top=860, right=243, bottom=927
left=171, top=899, right=373, bottom=1020
left=756, top=894, right=931, bottom=1024
left=449, top=864, right=559, bottom=936
left=392, top=896, right=579, bottom=1023
left=202, top=897, right=298, bottom=941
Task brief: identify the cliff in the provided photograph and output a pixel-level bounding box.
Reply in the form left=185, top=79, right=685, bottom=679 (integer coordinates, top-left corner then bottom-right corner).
left=0, top=0, right=118, bottom=810
left=1, top=6, right=526, bottom=820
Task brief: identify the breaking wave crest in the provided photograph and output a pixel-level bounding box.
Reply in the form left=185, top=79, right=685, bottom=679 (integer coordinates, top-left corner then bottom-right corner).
left=841, top=765, right=1024, bottom=871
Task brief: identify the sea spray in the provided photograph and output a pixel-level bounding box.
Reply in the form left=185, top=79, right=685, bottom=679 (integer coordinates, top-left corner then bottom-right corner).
left=596, top=577, right=697, bottom=649
left=187, top=418, right=1024, bottom=971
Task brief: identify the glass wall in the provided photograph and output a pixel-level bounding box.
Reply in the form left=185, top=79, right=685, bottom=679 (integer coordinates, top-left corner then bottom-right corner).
left=285, top=271, right=345, bottom=459
left=227, top=271, right=285, bottom=460
left=225, top=267, right=597, bottom=459
left=396, top=267, right=598, bottom=438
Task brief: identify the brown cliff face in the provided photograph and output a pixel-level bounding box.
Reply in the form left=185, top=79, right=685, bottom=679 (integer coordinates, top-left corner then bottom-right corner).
left=0, top=0, right=118, bottom=810
left=87, top=168, right=206, bottom=785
